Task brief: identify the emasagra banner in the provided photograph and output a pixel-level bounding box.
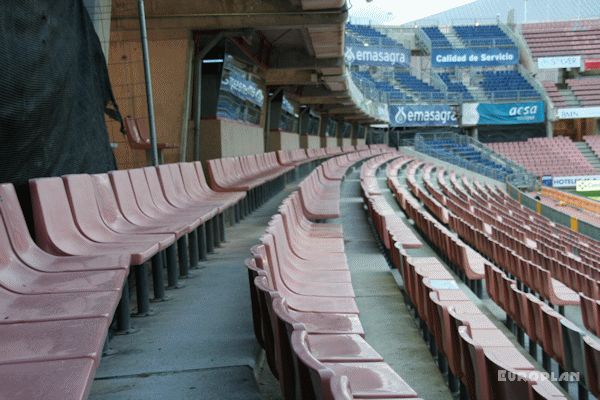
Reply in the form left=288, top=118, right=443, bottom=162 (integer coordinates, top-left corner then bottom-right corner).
left=345, top=45, right=411, bottom=68
left=220, top=71, right=264, bottom=107
left=388, top=104, right=458, bottom=127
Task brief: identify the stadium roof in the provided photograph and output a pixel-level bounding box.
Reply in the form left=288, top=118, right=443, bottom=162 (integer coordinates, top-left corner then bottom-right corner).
left=408, top=0, right=600, bottom=26
left=349, top=0, right=600, bottom=26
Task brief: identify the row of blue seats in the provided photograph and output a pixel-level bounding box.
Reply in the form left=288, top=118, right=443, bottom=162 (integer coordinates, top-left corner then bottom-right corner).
left=421, top=25, right=514, bottom=49
left=438, top=73, right=474, bottom=101
left=454, top=25, right=514, bottom=47
left=417, top=139, right=513, bottom=180
left=478, top=71, right=540, bottom=100
left=394, top=72, right=445, bottom=100
left=346, top=24, right=403, bottom=48
left=421, top=26, right=452, bottom=48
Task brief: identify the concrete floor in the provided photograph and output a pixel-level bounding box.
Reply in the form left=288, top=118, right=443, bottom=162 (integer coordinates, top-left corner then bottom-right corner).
left=338, top=173, right=454, bottom=400
left=90, top=186, right=297, bottom=400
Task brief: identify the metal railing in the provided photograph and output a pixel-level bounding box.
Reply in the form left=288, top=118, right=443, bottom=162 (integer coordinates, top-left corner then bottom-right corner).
left=413, top=131, right=535, bottom=185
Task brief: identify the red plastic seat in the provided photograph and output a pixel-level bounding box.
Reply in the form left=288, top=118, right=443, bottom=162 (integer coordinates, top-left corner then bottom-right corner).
left=29, top=177, right=160, bottom=266
left=91, top=174, right=188, bottom=239
left=0, top=358, right=96, bottom=400
left=0, top=183, right=129, bottom=273
left=0, top=317, right=108, bottom=365
left=291, top=328, right=419, bottom=399
left=62, top=174, right=176, bottom=251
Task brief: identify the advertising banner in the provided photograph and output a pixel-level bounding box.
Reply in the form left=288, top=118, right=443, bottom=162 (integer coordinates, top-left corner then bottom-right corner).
left=584, top=59, right=600, bottom=70
left=557, top=106, right=600, bottom=120
left=541, top=176, right=553, bottom=187
left=282, top=96, right=295, bottom=114
left=431, top=47, right=519, bottom=67
left=576, top=178, right=600, bottom=192
left=461, top=101, right=545, bottom=126
left=389, top=104, right=458, bottom=127
left=537, top=56, right=581, bottom=69
left=220, top=71, right=264, bottom=107
left=345, top=45, right=411, bottom=67
left=552, top=175, right=600, bottom=189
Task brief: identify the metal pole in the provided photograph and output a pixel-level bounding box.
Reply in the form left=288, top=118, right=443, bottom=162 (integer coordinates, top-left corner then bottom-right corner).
left=138, top=0, right=159, bottom=166
left=193, top=49, right=203, bottom=161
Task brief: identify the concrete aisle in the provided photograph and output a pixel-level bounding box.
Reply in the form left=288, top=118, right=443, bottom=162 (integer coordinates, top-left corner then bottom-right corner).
left=89, top=187, right=297, bottom=400
left=337, top=173, right=453, bottom=400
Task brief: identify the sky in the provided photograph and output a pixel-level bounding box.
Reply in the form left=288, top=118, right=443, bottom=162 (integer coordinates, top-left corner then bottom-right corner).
left=348, top=0, right=476, bottom=25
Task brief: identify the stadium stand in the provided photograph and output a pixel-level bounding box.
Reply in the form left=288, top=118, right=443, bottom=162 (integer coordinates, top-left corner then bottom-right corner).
left=421, top=26, right=453, bottom=48
left=567, top=78, right=600, bottom=107
left=522, top=19, right=600, bottom=59
left=247, top=148, right=426, bottom=399
left=541, top=81, right=570, bottom=107
left=438, top=72, right=474, bottom=101
left=488, top=137, right=599, bottom=176
left=477, top=70, right=540, bottom=100
left=0, top=146, right=367, bottom=398
left=415, top=134, right=516, bottom=180
left=453, top=24, right=515, bottom=47
left=378, top=157, right=574, bottom=399
left=585, top=135, right=600, bottom=159
left=7, top=0, right=600, bottom=398
left=394, top=71, right=445, bottom=101
left=346, top=23, right=404, bottom=47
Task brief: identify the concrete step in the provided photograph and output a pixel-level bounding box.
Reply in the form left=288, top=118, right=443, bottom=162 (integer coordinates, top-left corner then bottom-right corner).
left=575, top=142, right=600, bottom=170
left=446, top=28, right=465, bottom=48
left=558, top=88, right=580, bottom=106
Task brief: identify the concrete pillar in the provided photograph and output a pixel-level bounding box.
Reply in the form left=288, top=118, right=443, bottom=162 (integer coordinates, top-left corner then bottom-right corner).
left=319, top=114, right=329, bottom=148
left=471, top=127, right=479, bottom=141
left=546, top=119, right=554, bottom=138
left=83, top=0, right=112, bottom=61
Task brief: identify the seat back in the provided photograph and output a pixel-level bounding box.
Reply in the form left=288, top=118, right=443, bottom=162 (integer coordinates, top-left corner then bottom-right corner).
left=92, top=174, right=130, bottom=229
left=584, top=336, right=600, bottom=398
left=484, top=352, right=531, bottom=400
left=29, top=177, right=89, bottom=255
left=560, top=318, right=586, bottom=384
left=457, top=325, right=486, bottom=400
left=62, top=174, right=111, bottom=241
left=123, top=117, right=148, bottom=146
left=290, top=328, right=336, bottom=400
left=253, top=275, right=280, bottom=380
left=0, top=183, right=39, bottom=255
left=120, top=169, right=162, bottom=218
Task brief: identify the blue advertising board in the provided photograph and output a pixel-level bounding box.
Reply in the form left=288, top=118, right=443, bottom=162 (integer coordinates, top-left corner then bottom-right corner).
left=462, top=101, right=545, bottom=126
left=431, top=47, right=519, bottom=67
left=389, top=104, right=458, bottom=127
left=220, top=70, right=264, bottom=107
left=541, top=176, right=553, bottom=187
left=345, top=45, right=411, bottom=68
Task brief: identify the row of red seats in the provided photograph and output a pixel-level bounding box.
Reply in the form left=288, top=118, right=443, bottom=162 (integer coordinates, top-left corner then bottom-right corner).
left=393, top=160, right=600, bottom=398
left=487, top=263, right=600, bottom=399
left=388, top=162, right=486, bottom=296
left=428, top=168, right=580, bottom=307
left=379, top=159, right=568, bottom=399
left=449, top=172, right=600, bottom=283
left=299, top=149, right=387, bottom=220
left=247, top=150, right=420, bottom=399
left=359, top=155, right=423, bottom=269
left=0, top=160, right=245, bottom=399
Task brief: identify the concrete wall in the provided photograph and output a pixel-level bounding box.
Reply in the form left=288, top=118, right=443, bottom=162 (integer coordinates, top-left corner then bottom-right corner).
left=325, top=137, right=338, bottom=148
left=107, top=37, right=190, bottom=168
left=301, top=135, right=321, bottom=149
left=353, top=138, right=366, bottom=146
left=200, top=119, right=264, bottom=160
left=268, top=130, right=300, bottom=151
left=342, top=138, right=352, bottom=147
